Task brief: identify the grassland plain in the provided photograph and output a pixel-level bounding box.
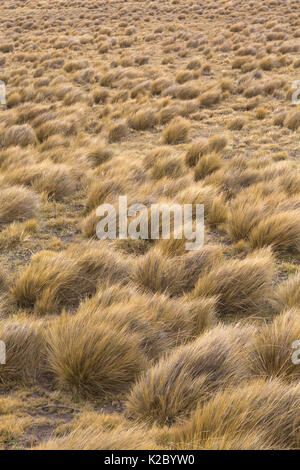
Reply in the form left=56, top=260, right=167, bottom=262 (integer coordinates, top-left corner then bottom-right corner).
left=0, top=0, right=299, bottom=450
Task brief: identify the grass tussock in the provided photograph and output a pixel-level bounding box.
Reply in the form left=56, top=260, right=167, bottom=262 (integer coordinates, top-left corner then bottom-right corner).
left=0, top=125, right=37, bottom=148
left=0, top=264, right=9, bottom=296
left=228, top=117, right=245, bottom=130
left=126, top=323, right=255, bottom=425
left=85, top=140, right=113, bottom=167
left=193, top=249, right=274, bottom=316
left=159, top=380, right=300, bottom=449
left=285, top=108, right=300, bottom=130
left=185, top=139, right=209, bottom=167
left=131, top=247, right=184, bottom=295
left=11, top=245, right=128, bottom=315
left=0, top=219, right=37, bottom=250
left=250, top=308, right=300, bottom=382
left=45, top=312, right=147, bottom=399
left=249, top=211, right=300, bottom=255
left=194, top=152, right=222, bottom=181
left=162, top=117, right=190, bottom=144
left=3, top=163, right=78, bottom=201
left=198, top=90, right=220, bottom=107
left=208, top=135, right=227, bottom=153
left=131, top=243, right=220, bottom=295
left=85, top=179, right=121, bottom=212
left=0, top=318, right=44, bottom=386
left=272, top=273, right=300, bottom=312
left=0, top=186, right=39, bottom=225
left=108, top=121, right=128, bottom=143
left=128, top=109, right=156, bottom=131
left=72, top=286, right=216, bottom=360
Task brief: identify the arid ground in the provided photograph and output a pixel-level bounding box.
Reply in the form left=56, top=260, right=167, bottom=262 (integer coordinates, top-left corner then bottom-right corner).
left=0, top=0, right=299, bottom=450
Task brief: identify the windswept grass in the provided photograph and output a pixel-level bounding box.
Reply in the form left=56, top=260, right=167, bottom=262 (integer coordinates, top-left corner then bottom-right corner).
left=0, top=0, right=299, bottom=451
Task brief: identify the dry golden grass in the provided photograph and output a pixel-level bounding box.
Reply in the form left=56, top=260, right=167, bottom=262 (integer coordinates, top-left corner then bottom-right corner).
left=34, top=413, right=157, bottom=450
left=128, top=108, right=156, bottom=131
left=108, top=121, right=128, bottom=143
left=249, top=211, right=300, bottom=255
left=76, top=286, right=217, bottom=360
left=286, top=108, right=300, bottom=130
left=198, top=90, right=221, bottom=107
left=162, top=117, right=190, bottom=144
left=0, top=125, right=37, bottom=148
left=0, top=186, right=39, bottom=225
left=45, top=312, right=147, bottom=399
left=11, top=245, right=128, bottom=315
left=159, top=380, right=300, bottom=449
left=126, top=324, right=255, bottom=425
left=36, top=419, right=157, bottom=450
left=0, top=415, right=33, bottom=449
left=0, top=219, right=37, bottom=250
left=0, top=0, right=299, bottom=450
left=193, top=249, right=275, bottom=316
left=272, top=273, right=300, bottom=312
left=194, top=152, right=222, bottom=181
left=228, top=117, right=245, bottom=130
left=185, top=139, right=209, bottom=167
left=0, top=318, right=44, bottom=386
left=250, top=308, right=300, bottom=382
